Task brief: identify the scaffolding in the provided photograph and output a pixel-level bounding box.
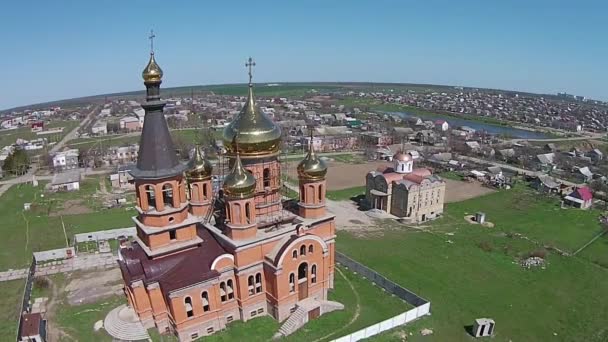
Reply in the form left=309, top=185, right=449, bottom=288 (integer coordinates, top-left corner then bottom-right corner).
left=203, top=134, right=299, bottom=232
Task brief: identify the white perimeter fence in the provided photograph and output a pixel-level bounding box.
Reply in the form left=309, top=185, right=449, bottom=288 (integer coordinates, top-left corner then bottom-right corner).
left=332, top=252, right=431, bottom=342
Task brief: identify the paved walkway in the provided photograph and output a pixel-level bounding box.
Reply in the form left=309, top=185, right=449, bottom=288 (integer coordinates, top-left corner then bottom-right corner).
left=0, top=253, right=117, bottom=282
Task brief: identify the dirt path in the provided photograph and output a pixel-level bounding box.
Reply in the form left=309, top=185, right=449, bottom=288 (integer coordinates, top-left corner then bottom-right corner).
left=312, top=267, right=361, bottom=342
left=45, top=276, right=76, bottom=342
left=98, top=177, right=108, bottom=195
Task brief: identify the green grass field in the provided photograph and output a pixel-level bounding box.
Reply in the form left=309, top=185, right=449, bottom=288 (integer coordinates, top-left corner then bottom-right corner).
left=326, top=186, right=366, bottom=201
left=0, top=179, right=134, bottom=270
left=55, top=293, right=126, bottom=341
left=0, top=279, right=24, bottom=338
left=0, top=120, right=79, bottom=149
left=336, top=186, right=608, bottom=341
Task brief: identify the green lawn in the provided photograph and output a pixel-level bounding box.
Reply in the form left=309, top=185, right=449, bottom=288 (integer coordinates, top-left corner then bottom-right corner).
left=0, top=279, right=24, bottom=339
left=326, top=186, right=366, bottom=201
left=331, top=154, right=366, bottom=164
left=68, top=134, right=140, bottom=150
left=336, top=187, right=608, bottom=342
left=444, top=185, right=603, bottom=253
left=55, top=294, right=126, bottom=341
left=0, top=120, right=79, bottom=149
left=0, top=180, right=134, bottom=270
left=437, top=171, right=463, bottom=181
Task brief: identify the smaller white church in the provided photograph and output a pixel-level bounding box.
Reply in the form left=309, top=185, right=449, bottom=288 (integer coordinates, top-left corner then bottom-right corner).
left=365, top=151, right=446, bottom=223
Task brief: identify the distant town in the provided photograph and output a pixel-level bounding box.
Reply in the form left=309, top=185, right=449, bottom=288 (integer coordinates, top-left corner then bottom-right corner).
left=2, top=81, right=608, bottom=341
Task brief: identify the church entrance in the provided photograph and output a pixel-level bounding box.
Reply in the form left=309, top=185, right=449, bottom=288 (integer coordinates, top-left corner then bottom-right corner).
left=298, top=262, right=308, bottom=301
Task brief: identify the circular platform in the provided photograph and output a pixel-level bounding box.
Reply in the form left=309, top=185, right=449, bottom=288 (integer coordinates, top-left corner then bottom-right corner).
left=103, top=304, right=150, bottom=341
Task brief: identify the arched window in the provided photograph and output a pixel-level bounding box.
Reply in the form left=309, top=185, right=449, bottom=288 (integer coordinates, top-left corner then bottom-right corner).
left=220, top=282, right=227, bottom=302
left=255, top=273, right=263, bottom=293
left=311, top=265, right=317, bottom=284
left=226, top=204, right=232, bottom=222
left=227, top=279, right=234, bottom=300
left=263, top=168, right=271, bottom=187
left=289, top=273, right=295, bottom=293
left=201, top=291, right=210, bottom=312
left=300, top=185, right=305, bottom=201
left=245, top=202, right=251, bottom=223
left=202, top=183, right=208, bottom=200
left=300, top=245, right=306, bottom=256
left=162, top=183, right=174, bottom=208
left=145, top=185, right=156, bottom=210
left=298, top=263, right=308, bottom=280
left=184, top=296, right=194, bottom=318
left=318, top=184, right=323, bottom=202
left=292, top=250, right=297, bottom=259
left=307, top=185, right=314, bottom=203
left=248, top=275, right=255, bottom=295
left=308, top=244, right=313, bottom=254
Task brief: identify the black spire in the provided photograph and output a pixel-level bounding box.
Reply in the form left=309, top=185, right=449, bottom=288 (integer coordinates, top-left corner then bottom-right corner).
left=130, top=35, right=186, bottom=180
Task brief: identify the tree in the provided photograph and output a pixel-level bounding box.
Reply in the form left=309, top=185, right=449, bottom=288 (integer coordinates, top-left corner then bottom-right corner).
left=2, top=149, right=30, bottom=175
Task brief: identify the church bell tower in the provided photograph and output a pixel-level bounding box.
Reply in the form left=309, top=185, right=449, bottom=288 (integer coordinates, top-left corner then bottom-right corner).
left=130, top=32, right=201, bottom=257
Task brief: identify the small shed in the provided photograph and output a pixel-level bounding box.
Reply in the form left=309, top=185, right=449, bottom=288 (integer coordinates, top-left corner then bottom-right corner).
left=473, top=318, right=495, bottom=337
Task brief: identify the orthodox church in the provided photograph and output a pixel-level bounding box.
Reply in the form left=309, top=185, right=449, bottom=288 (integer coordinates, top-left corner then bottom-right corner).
left=116, top=49, right=338, bottom=341
left=365, top=151, right=445, bottom=223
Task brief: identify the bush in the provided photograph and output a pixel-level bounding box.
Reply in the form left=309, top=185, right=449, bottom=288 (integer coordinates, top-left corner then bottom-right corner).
left=477, top=241, right=494, bottom=253
left=528, top=248, right=547, bottom=259
left=33, top=276, right=50, bottom=290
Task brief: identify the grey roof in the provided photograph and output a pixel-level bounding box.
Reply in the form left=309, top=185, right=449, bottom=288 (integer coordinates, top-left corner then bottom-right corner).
left=51, top=170, right=81, bottom=185
left=118, top=163, right=136, bottom=172
left=465, top=141, right=481, bottom=149
left=487, top=166, right=502, bottom=175
left=432, top=152, right=452, bottom=162
left=537, top=153, right=555, bottom=165
left=537, top=175, right=559, bottom=188
left=130, top=101, right=187, bottom=180
left=498, top=148, right=515, bottom=157
left=579, top=166, right=593, bottom=177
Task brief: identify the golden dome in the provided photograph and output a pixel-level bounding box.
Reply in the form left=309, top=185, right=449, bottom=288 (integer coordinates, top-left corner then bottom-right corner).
left=222, top=153, right=256, bottom=199
left=222, top=85, right=282, bottom=157
left=186, top=146, right=213, bottom=181
left=393, top=151, right=412, bottom=162
left=142, top=53, right=163, bottom=83
left=297, top=131, right=327, bottom=181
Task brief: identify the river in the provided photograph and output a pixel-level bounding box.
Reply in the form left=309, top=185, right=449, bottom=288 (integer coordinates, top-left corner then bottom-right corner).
left=388, top=111, right=550, bottom=139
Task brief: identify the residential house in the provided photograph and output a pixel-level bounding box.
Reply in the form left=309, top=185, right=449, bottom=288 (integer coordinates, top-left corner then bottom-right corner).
left=536, top=153, right=555, bottom=167
left=110, top=164, right=135, bottom=189
left=50, top=171, right=81, bottom=192
left=392, top=127, right=415, bottom=141
left=532, top=175, right=560, bottom=194
left=30, top=122, right=44, bottom=132
left=465, top=141, right=481, bottom=152
left=108, top=144, right=139, bottom=165
left=588, top=149, right=604, bottom=162
left=564, top=187, right=593, bottom=209
left=577, top=166, right=593, bottom=182
left=119, top=116, right=141, bottom=131
left=434, top=119, right=449, bottom=131
left=91, top=121, right=108, bottom=135
left=496, top=148, right=516, bottom=161
left=360, top=132, right=392, bottom=147
left=18, top=312, right=45, bottom=342
left=52, top=149, right=79, bottom=171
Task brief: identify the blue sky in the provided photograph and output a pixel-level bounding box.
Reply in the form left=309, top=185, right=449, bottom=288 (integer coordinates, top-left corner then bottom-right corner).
left=0, top=0, right=606, bottom=109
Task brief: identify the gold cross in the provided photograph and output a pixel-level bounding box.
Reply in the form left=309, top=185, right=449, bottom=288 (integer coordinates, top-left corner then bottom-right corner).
left=245, top=57, right=256, bottom=85
left=149, top=29, right=156, bottom=54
